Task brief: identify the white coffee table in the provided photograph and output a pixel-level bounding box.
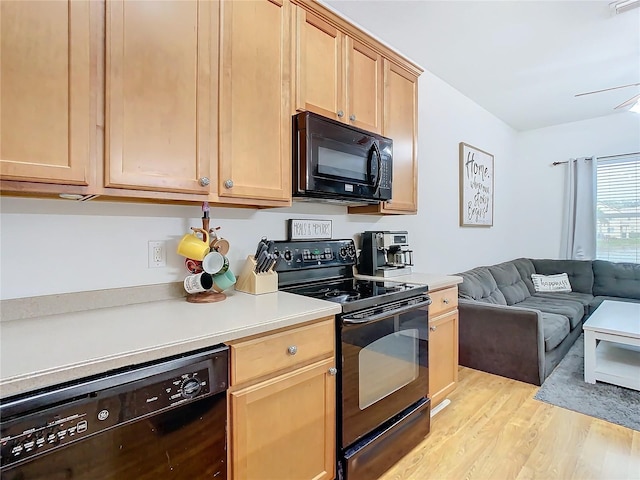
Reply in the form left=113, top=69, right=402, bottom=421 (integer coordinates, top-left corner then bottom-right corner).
left=583, top=300, right=640, bottom=391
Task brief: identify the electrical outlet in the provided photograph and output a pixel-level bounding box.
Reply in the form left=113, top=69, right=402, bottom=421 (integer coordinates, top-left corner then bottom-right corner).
left=148, top=241, right=167, bottom=268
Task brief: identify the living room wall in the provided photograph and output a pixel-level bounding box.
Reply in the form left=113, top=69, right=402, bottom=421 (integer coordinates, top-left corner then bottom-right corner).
left=514, top=112, right=640, bottom=259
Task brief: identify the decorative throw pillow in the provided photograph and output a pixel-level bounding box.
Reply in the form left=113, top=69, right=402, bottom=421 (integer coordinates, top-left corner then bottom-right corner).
left=531, top=273, right=572, bottom=292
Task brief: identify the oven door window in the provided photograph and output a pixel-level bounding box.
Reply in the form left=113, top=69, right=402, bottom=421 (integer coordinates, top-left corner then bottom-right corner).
left=358, top=329, right=419, bottom=409
left=340, top=303, right=428, bottom=448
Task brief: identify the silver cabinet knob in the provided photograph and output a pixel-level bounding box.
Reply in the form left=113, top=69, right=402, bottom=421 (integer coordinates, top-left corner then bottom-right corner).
left=337, top=110, right=344, bottom=118
left=328, top=367, right=337, bottom=376
left=199, top=177, right=210, bottom=187
left=443, top=298, right=450, bottom=304
left=429, top=326, right=437, bottom=332
left=287, top=345, right=297, bottom=356
left=349, top=114, right=356, bottom=121
left=224, top=179, right=234, bottom=189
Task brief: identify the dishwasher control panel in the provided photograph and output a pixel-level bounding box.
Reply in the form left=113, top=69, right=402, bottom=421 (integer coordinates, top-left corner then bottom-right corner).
left=0, top=347, right=228, bottom=471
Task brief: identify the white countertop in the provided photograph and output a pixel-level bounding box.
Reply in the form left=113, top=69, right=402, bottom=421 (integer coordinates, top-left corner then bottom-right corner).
left=355, top=272, right=463, bottom=291
left=0, top=290, right=341, bottom=399
left=0, top=272, right=460, bottom=399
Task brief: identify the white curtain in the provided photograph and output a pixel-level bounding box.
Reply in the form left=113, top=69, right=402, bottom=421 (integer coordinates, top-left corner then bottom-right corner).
left=560, top=157, right=596, bottom=260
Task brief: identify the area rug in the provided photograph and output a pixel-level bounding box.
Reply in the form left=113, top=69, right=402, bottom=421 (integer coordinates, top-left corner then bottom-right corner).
left=534, top=334, right=640, bottom=431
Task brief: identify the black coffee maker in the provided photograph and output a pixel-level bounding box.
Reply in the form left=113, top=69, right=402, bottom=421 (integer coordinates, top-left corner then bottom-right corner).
left=358, top=231, right=413, bottom=277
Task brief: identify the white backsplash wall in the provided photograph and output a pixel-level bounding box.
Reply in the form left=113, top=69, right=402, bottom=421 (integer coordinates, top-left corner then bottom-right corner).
left=0, top=198, right=409, bottom=299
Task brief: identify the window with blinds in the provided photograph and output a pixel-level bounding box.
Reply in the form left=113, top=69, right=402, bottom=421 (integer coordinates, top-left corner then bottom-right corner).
left=596, top=155, right=639, bottom=263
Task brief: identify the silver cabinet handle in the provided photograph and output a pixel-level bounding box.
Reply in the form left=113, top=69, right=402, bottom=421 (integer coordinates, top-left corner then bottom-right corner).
left=287, top=345, right=297, bottom=356
left=199, top=177, right=210, bottom=187
left=337, top=110, right=344, bottom=118
left=328, top=367, right=337, bottom=376
left=224, top=179, right=234, bottom=189
left=349, top=114, right=356, bottom=121
left=443, top=298, right=450, bottom=304
left=429, top=326, right=437, bottom=332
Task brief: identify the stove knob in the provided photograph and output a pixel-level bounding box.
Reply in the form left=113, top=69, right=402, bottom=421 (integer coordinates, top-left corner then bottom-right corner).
left=181, top=378, right=202, bottom=399
left=284, top=250, right=292, bottom=261
left=339, top=247, right=346, bottom=259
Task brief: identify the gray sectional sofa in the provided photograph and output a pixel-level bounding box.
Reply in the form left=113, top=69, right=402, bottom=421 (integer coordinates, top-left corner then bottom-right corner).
left=455, top=258, right=640, bottom=385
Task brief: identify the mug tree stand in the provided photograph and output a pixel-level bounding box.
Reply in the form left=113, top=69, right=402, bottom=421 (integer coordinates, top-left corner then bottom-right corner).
left=186, top=291, right=226, bottom=303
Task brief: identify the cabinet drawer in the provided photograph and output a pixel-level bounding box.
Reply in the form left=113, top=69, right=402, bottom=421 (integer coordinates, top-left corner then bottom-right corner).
left=429, top=286, right=458, bottom=317
left=230, top=318, right=334, bottom=385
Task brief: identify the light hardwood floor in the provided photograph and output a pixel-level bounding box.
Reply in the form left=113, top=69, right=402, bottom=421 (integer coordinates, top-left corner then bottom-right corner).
left=379, top=367, right=640, bottom=480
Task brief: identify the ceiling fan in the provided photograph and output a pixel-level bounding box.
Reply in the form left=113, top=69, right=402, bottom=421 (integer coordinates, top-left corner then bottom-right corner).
left=575, top=82, right=640, bottom=111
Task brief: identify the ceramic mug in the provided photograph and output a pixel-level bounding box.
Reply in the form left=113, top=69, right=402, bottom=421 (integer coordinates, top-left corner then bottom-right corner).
left=177, top=228, right=210, bottom=261
left=184, top=272, right=213, bottom=294
left=185, top=258, right=203, bottom=274
left=211, top=237, right=230, bottom=256
left=202, top=251, right=230, bottom=275
left=212, top=270, right=236, bottom=293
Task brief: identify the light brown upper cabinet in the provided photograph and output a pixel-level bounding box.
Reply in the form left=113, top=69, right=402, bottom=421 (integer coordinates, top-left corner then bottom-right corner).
left=294, top=8, right=382, bottom=134
left=346, top=38, right=383, bottom=134
left=0, top=0, right=91, bottom=185
left=349, top=60, right=419, bottom=215
left=294, top=9, right=344, bottom=122
left=104, top=0, right=214, bottom=195
left=217, top=0, right=291, bottom=204
left=381, top=60, right=419, bottom=213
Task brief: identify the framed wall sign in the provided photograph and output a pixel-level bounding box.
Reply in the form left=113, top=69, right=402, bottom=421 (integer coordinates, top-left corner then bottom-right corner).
left=459, top=142, right=494, bottom=227
left=288, top=219, right=332, bottom=240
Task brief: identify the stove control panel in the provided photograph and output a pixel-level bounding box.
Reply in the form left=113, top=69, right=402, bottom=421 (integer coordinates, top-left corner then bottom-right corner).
left=270, top=239, right=356, bottom=270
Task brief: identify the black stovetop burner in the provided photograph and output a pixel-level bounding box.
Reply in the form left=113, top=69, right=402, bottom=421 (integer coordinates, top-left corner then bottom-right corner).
left=282, top=277, right=427, bottom=313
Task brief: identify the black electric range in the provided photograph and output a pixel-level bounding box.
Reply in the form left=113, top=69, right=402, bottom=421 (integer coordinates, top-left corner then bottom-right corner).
left=269, top=239, right=432, bottom=480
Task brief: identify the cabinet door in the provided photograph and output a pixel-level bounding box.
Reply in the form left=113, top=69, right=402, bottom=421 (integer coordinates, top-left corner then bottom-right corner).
left=429, top=310, right=459, bottom=407
left=294, top=8, right=345, bottom=122
left=346, top=38, right=383, bottom=134
left=347, top=60, right=419, bottom=216
left=105, top=0, right=212, bottom=194
left=218, top=0, right=291, bottom=203
left=230, top=358, right=336, bottom=480
left=382, top=60, right=419, bottom=213
left=0, top=0, right=91, bottom=185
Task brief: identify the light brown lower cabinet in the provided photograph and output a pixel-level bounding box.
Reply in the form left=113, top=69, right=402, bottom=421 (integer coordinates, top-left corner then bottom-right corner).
left=227, top=318, right=336, bottom=480
left=428, top=286, right=459, bottom=408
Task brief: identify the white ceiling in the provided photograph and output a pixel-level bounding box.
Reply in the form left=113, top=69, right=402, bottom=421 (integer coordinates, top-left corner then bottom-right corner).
left=324, top=0, right=640, bottom=131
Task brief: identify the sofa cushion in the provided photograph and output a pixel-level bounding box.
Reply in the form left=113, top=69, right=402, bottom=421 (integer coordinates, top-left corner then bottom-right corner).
left=541, top=313, right=570, bottom=351
left=512, top=258, right=537, bottom=294
left=592, top=260, right=640, bottom=300
left=516, top=296, right=584, bottom=329
left=533, top=291, right=594, bottom=316
left=458, top=267, right=508, bottom=304
left=589, top=296, right=640, bottom=314
left=532, top=259, right=594, bottom=294
left=488, top=262, right=531, bottom=306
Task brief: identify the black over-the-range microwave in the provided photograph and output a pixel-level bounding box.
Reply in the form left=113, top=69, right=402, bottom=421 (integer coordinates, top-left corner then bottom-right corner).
left=292, top=111, right=393, bottom=204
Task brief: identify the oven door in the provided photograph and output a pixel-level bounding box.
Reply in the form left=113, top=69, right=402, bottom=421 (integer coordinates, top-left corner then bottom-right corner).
left=339, top=295, right=430, bottom=448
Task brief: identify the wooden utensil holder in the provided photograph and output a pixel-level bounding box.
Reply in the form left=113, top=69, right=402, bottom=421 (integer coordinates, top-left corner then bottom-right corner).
left=234, top=255, right=278, bottom=295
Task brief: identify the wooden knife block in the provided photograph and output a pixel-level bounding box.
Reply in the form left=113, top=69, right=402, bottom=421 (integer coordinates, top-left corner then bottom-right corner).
left=234, top=255, right=278, bottom=295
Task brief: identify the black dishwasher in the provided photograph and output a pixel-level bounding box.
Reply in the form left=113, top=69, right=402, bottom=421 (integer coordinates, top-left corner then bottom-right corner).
left=0, top=344, right=228, bottom=480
